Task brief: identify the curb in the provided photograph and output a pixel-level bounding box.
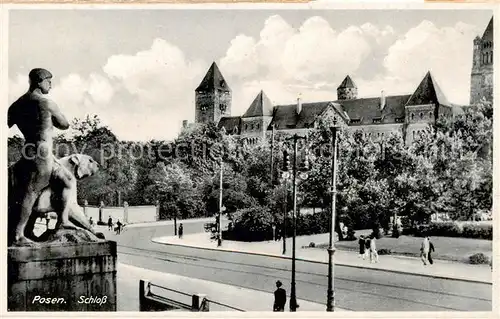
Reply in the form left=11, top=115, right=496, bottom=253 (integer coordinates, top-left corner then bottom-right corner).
left=151, top=238, right=492, bottom=285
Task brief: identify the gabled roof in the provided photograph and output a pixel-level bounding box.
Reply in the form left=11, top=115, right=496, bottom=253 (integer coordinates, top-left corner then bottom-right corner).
left=482, top=17, right=493, bottom=42
left=337, top=94, right=411, bottom=125
left=218, top=116, right=241, bottom=134
left=270, top=102, right=332, bottom=130
left=337, top=75, right=357, bottom=89
left=406, top=71, right=449, bottom=107
left=196, top=62, right=231, bottom=92
left=243, top=90, right=274, bottom=118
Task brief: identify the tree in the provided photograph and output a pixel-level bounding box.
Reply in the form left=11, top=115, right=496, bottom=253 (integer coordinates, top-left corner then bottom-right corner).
left=146, top=161, right=203, bottom=222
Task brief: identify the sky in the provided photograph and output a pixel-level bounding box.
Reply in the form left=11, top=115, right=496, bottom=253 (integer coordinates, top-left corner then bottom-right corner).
left=8, top=9, right=493, bottom=142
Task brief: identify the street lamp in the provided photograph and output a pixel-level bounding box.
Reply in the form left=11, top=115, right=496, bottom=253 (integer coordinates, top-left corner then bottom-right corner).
left=218, top=159, right=224, bottom=247
left=288, top=134, right=309, bottom=312
left=327, top=122, right=339, bottom=312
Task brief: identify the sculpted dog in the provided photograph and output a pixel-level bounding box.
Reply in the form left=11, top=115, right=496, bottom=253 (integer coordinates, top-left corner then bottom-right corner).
left=9, top=154, right=100, bottom=244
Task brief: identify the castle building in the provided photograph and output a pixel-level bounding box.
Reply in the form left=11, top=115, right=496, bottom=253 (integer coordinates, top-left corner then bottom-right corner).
left=191, top=61, right=458, bottom=145
left=470, top=17, right=493, bottom=105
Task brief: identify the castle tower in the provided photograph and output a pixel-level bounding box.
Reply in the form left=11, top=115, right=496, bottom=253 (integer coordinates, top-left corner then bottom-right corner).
left=195, top=62, right=232, bottom=124
left=337, top=75, right=358, bottom=100
left=240, top=90, right=274, bottom=141
left=470, top=17, right=493, bottom=105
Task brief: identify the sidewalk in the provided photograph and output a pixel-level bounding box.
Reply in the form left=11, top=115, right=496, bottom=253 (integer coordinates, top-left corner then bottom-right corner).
left=117, top=263, right=335, bottom=312
left=152, top=233, right=492, bottom=284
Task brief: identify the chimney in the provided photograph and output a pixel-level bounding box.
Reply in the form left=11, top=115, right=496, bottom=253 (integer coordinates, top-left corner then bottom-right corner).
left=297, top=94, right=302, bottom=114
left=182, top=120, right=188, bottom=129
left=380, top=90, right=386, bottom=110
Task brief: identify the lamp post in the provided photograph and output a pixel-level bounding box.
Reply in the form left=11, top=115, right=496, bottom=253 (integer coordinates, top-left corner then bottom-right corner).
left=326, top=122, right=339, bottom=312
left=288, top=133, right=309, bottom=312
left=281, top=172, right=289, bottom=255
left=218, top=159, right=224, bottom=247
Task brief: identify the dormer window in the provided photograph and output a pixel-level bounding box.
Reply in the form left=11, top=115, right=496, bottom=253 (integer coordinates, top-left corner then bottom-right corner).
left=372, top=118, right=381, bottom=124
left=350, top=118, right=361, bottom=124
left=395, top=117, right=404, bottom=123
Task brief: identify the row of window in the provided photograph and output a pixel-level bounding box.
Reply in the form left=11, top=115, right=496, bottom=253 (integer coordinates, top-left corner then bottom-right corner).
left=244, top=123, right=260, bottom=131
left=412, top=130, right=426, bottom=139
left=245, top=138, right=260, bottom=145
left=483, top=41, right=493, bottom=49
left=482, top=51, right=493, bottom=65
left=410, top=111, right=433, bottom=121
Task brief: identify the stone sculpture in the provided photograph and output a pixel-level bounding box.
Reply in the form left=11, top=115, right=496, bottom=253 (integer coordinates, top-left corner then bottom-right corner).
left=7, top=68, right=102, bottom=246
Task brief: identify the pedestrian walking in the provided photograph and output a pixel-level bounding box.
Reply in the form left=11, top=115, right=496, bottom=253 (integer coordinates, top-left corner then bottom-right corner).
left=428, top=237, right=435, bottom=265
left=89, top=217, right=94, bottom=227
left=116, top=220, right=122, bottom=234
left=108, top=216, right=113, bottom=231
left=358, top=235, right=366, bottom=259
left=421, top=236, right=430, bottom=265
left=369, top=236, right=379, bottom=263
left=178, top=223, right=184, bottom=239
left=273, top=280, right=286, bottom=312
left=364, top=236, right=371, bottom=261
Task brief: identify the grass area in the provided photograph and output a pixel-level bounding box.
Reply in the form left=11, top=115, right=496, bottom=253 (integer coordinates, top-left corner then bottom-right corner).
left=316, top=230, right=492, bottom=263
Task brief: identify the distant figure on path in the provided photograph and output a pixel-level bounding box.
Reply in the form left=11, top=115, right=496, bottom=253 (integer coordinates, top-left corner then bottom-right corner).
left=421, top=236, right=429, bottom=265
left=421, top=236, right=435, bottom=265
left=358, top=235, right=366, bottom=259
left=116, top=220, right=122, bottom=234
left=178, top=223, right=184, bottom=239
left=369, top=236, right=379, bottom=263
left=89, top=217, right=94, bottom=227
left=108, top=216, right=113, bottom=230
left=273, top=280, right=286, bottom=312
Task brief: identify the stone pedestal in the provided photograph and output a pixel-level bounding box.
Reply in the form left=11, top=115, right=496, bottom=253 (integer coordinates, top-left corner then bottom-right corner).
left=8, top=241, right=117, bottom=311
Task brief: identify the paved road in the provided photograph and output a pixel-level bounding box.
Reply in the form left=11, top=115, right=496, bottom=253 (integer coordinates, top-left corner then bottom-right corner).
left=105, top=221, right=492, bottom=312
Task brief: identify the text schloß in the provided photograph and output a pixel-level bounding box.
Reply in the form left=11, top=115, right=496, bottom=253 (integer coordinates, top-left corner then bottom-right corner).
left=78, top=295, right=108, bottom=306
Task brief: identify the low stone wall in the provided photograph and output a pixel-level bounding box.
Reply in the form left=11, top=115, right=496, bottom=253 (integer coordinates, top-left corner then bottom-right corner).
left=85, top=205, right=157, bottom=224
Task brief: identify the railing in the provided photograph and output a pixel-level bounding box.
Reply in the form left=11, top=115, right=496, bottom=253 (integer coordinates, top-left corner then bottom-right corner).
left=139, top=280, right=244, bottom=312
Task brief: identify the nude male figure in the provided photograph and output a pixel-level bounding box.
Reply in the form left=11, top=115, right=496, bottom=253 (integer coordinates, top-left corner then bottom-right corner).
left=8, top=68, right=74, bottom=244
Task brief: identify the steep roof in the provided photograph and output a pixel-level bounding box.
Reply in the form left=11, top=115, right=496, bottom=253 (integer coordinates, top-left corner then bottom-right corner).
left=406, top=71, right=449, bottom=107
left=482, top=17, right=493, bottom=42
left=270, top=102, right=332, bottom=130
left=218, top=116, right=241, bottom=134
left=337, top=95, right=410, bottom=125
left=243, top=90, right=274, bottom=117
left=337, top=75, right=357, bottom=89
left=196, top=62, right=231, bottom=92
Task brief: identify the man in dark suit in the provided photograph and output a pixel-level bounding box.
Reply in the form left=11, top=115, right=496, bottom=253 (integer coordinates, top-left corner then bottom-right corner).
left=273, top=280, right=287, bottom=311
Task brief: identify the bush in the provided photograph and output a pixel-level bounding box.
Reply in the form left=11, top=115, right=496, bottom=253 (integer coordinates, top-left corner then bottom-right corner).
left=462, top=223, right=492, bottom=240
left=417, top=222, right=492, bottom=240
left=469, top=253, right=490, bottom=265
left=378, top=248, right=392, bottom=255
left=308, top=242, right=316, bottom=248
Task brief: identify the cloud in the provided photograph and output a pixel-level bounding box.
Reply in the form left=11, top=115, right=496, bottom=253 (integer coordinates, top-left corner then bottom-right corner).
left=9, top=38, right=207, bottom=142
left=220, top=15, right=398, bottom=113
left=383, top=20, right=480, bottom=104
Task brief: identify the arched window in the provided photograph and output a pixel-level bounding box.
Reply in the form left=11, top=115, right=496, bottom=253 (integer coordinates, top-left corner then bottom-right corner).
left=419, top=112, right=423, bottom=119
left=411, top=113, right=415, bottom=121
left=413, top=131, right=416, bottom=139
left=256, top=123, right=260, bottom=129
left=490, top=52, right=494, bottom=64
left=245, top=124, right=248, bottom=130
left=429, top=111, right=433, bottom=119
